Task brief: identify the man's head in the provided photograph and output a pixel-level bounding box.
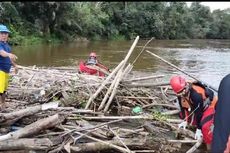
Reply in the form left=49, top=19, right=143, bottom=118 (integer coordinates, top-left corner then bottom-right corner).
left=0, top=24, right=10, bottom=42
left=89, top=52, right=97, bottom=58
left=170, top=76, right=188, bottom=96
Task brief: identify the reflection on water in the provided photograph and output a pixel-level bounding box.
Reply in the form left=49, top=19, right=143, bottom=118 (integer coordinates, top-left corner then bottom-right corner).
left=13, top=39, right=230, bottom=89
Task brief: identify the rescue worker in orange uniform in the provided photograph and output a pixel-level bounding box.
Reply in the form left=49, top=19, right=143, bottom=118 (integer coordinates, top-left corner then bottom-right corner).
left=170, top=76, right=217, bottom=150
left=211, top=74, right=230, bottom=153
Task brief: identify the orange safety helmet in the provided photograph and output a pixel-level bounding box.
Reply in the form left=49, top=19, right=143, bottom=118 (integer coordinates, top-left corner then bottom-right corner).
left=89, top=52, right=97, bottom=57
left=170, top=76, right=187, bottom=93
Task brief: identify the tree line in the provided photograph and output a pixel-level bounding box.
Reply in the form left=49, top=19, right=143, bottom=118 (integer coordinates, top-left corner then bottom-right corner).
left=0, top=2, right=230, bottom=45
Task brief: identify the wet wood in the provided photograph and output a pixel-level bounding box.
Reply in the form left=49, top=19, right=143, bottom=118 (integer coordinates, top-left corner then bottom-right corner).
left=0, top=138, right=54, bottom=150
left=0, top=114, right=63, bottom=141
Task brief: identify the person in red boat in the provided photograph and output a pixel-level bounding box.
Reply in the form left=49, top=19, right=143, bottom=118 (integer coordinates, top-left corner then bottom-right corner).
left=79, top=52, right=110, bottom=77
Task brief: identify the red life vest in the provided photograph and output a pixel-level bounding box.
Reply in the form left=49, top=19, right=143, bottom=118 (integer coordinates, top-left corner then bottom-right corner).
left=201, top=96, right=217, bottom=144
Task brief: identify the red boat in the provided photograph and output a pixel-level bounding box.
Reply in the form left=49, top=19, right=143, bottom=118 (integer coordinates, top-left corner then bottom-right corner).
left=79, top=61, right=109, bottom=77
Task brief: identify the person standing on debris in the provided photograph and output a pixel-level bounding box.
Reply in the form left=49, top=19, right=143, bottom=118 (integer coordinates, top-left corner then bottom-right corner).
left=211, top=74, right=230, bottom=153
left=170, top=75, right=217, bottom=150
left=0, top=24, right=18, bottom=109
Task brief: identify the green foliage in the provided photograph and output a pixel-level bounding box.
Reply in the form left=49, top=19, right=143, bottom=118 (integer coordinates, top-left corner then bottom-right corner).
left=152, top=111, right=169, bottom=122
left=1, top=2, right=230, bottom=45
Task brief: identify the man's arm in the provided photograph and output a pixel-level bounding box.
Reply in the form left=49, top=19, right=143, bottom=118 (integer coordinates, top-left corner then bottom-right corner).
left=190, top=89, right=204, bottom=129
left=0, top=50, right=18, bottom=62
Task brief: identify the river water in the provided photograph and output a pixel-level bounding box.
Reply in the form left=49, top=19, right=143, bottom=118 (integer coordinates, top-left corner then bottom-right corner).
left=13, top=39, right=230, bottom=90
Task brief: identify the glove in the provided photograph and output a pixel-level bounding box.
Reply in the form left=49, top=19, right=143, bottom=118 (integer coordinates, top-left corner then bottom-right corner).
left=194, top=129, right=203, bottom=140
left=178, top=121, right=187, bottom=130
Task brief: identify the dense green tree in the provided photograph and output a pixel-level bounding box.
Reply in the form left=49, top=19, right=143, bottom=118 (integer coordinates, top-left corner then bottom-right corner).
left=1, top=2, right=230, bottom=45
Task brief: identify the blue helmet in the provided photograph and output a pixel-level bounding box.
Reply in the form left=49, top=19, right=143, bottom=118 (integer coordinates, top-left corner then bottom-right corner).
left=0, top=24, right=10, bottom=33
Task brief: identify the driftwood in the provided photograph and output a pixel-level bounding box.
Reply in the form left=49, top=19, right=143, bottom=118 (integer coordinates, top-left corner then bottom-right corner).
left=0, top=114, right=63, bottom=141
left=0, top=101, right=59, bottom=126
left=0, top=138, right=55, bottom=151
left=70, top=136, right=180, bottom=153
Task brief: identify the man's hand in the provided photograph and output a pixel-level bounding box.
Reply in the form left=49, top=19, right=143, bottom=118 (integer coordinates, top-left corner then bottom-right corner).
left=195, top=129, right=203, bottom=140
left=14, top=65, right=18, bottom=74
left=8, top=53, right=18, bottom=62
left=178, top=121, right=188, bottom=130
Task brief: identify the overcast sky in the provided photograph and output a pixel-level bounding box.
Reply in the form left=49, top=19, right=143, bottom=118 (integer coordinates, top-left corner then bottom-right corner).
left=186, top=2, right=230, bottom=11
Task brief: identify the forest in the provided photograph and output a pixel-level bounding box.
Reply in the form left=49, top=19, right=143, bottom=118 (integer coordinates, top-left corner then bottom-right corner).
left=1, top=2, right=230, bottom=45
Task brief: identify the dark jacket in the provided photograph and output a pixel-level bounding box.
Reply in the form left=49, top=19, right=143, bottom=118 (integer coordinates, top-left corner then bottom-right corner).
left=211, top=74, right=230, bottom=153
left=179, top=82, right=214, bottom=130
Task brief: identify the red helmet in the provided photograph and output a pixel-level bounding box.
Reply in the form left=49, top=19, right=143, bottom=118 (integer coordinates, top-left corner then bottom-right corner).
left=170, top=76, right=186, bottom=93
left=89, top=52, right=97, bottom=57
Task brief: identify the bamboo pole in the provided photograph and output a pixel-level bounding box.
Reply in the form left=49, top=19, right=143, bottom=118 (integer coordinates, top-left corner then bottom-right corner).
left=103, top=36, right=140, bottom=112
left=98, top=63, right=133, bottom=111
left=122, top=63, right=133, bottom=79
left=85, top=60, right=125, bottom=109
left=123, top=75, right=165, bottom=83
left=145, top=50, right=218, bottom=92
left=98, top=70, right=121, bottom=111
left=125, top=82, right=170, bottom=87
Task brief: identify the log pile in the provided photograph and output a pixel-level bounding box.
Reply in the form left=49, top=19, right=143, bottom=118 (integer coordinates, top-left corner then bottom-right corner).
left=0, top=36, right=204, bottom=153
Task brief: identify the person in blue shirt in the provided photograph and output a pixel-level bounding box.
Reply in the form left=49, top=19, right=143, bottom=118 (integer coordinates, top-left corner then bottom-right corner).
left=0, top=24, right=18, bottom=109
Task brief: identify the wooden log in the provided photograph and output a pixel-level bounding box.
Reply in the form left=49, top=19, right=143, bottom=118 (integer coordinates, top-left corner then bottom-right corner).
left=167, top=139, right=198, bottom=144
left=0, top=114, right=63, bottom=141
left=74, top=131, right=134, bottom=153
left=161, top=110, right=180, bottom=115
left=0, top=101, right=59, bottom=126
left=76, top=120, right=108, bottom=139
left=0, top=138, right=55, bottom=151
left=70, top=136, right=180, bottom=153
left=142, top=103, right=179, bottom=109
